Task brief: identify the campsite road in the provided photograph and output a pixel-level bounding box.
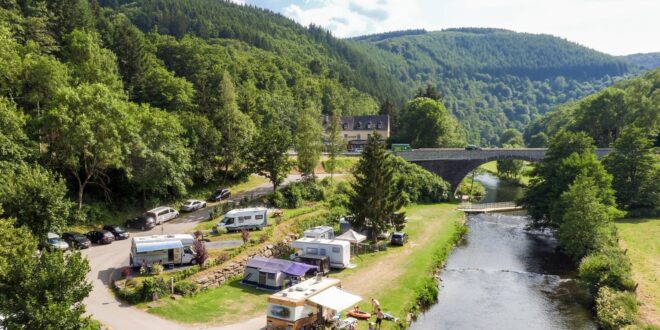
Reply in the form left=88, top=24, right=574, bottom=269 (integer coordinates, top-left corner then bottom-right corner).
left=82, top=174, right=336, bottom=330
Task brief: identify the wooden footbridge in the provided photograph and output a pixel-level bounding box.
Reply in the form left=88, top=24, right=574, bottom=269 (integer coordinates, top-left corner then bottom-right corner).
left=457, top=202, right=523, bottom=213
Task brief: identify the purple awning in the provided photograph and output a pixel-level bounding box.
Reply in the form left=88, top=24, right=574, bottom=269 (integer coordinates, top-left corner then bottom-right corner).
left=283, top=263, right=317, bottom=277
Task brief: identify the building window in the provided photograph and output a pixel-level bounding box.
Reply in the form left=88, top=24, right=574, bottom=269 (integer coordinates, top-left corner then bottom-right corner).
left=342, top=123, right=347, bottom=130
left=357, top=134, right=361, bottom=140
left=344, top=134, right=348, bottom=138
left=356, top=122, right=362, bottom=129
left=367, top=134, right=371, bottom=138
left=366, top=122, right=372, bottom=129
left=377, top=121, right=382, bottom=129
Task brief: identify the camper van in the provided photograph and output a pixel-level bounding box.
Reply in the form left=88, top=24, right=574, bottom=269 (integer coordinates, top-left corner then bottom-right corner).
left=216, top=207, right=267, bottom=232
left=291, top=238, right=351, bottom=269
left=129, top=234, right=196, bottom=268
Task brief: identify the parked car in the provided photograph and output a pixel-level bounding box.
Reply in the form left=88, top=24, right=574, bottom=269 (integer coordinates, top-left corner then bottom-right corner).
left=181, top=199, right=207, bottom=212
left=62, top=232, right=91, bottom=249
left=209, top=188, right=231, bottom=202
left=125, top=215, right=155, bottom=231
left=86, top=230, right=114, bottom=244
left=38, top=233, right=70, bottom=251
left=465, top=144, right=482, bottom=150
left=391, top=232, right=408, bottom=246
left=144, top=206, right=179, bottom=225
left=102, top=225, right=129, bottom=240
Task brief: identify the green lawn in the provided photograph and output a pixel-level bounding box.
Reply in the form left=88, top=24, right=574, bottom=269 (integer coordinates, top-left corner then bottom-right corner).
left=148, top=278, right=269, bottom=324
left=320, top=156, right=359, bottom=174
left=617, top=218, right=660, bottom=326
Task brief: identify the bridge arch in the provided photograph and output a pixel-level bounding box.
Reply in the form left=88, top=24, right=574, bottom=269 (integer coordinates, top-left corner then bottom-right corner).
left=396, top=148, right=611, bottom=194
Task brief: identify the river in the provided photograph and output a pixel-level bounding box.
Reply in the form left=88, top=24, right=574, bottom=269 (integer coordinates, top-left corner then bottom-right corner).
left=411, top=172, right=596, bottom=330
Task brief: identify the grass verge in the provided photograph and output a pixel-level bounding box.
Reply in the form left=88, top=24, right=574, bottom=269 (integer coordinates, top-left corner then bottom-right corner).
left=617, top=217, right=660, bottom=326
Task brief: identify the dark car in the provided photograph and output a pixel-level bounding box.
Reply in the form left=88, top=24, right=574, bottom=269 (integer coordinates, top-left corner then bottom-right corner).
left=102, top=225, right=129, bottom=240
left=209, top=188, right=231, bottom=202
left=124, top=216, right=155, bottom=231
left=62, top=232, right=91, bottom=249
left=86, top=230, right=114, bottom=244
left=465, top=144, right=482, bottom=150
left=391, top=232, right=408, bottom=246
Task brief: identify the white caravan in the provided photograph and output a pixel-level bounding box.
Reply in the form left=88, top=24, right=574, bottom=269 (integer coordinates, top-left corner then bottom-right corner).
left=291, top=238, right=351, bottom=269
left=217, top=207, right=268, bottom=232
left=130, top=234, right=196, bottom=268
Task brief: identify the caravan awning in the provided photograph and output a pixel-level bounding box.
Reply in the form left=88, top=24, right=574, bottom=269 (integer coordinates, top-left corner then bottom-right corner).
left=307, top=287, right=362, bottom=312
left=283, top=263, right=317, bottom=277
left=136, top=240, right=183, bottom=253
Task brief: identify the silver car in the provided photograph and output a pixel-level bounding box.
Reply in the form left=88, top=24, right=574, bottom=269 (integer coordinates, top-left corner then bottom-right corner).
left=38, top=233, right=70, bottom=251
left=181, top=199, right=207, bottom=212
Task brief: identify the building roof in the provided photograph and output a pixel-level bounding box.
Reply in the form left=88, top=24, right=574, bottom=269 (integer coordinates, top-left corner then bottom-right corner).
left=322, top=115, right=389, bottom=131
left=269, top=277, right=341, bottom=303
left=245, top=256, right=317, bottom=277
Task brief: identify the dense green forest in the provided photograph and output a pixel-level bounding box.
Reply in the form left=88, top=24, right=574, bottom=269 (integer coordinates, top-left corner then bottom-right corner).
left=621, top=52, right=660, bottom=70
left=351, top=28, right=639, bottom=144
left=0, top=0, right=393, bottom=232
left=524, top=68, right=660, bottom=148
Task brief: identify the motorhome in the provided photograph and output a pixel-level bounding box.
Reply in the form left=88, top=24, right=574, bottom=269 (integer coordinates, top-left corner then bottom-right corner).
left=303, top=226, right=335, bottom=239
left=129, top=234, right=196, bottom=268
left=217, top=207, right=267, bottom=232
left=291, top=238, right=351, bottom=269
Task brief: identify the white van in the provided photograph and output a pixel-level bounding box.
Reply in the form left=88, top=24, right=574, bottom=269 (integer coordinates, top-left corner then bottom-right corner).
left=291, top=238, right=351, bottom=269
left=130, top=234, right=196, bottom=268
left=217, top=207, right=268, bottom=232
left=145, top=206, right=179, bottom=225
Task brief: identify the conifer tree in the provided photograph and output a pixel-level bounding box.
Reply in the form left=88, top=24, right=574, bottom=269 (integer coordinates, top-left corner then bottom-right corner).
left=295, top=104, right=322, bottom=180
left=348, top=132, right=402, bottom=240
left=325, top=110, right=345, bottom=182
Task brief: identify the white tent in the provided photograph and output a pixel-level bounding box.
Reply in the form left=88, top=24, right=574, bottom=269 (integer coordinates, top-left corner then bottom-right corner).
left=308, top=286, right=362, bottom=312
left=335, top=229, right=366, bottom=244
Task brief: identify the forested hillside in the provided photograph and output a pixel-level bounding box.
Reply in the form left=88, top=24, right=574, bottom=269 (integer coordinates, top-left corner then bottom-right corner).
left=524, top=68, right=660, bottom=148
left=622, top=52, right=660, bottom=70
left=0, top=0, right=395, bottom=232
left=351, top=28, right=638, bottom=144
left=97, top=0, right=407, bottom=105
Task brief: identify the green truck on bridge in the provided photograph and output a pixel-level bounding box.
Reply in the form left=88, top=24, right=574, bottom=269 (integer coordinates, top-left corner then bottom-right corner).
left=391, top=143, right=412, bottom=152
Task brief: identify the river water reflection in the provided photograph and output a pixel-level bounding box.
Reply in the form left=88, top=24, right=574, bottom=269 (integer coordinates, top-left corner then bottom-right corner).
left=411, top=172, right=596, bottom=330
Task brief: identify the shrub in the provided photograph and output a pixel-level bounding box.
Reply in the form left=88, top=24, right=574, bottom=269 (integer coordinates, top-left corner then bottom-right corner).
left=415, top=277, right=439, bottom=308
left=150, top=263, right=164, bottom=275
left=595, top=286, right=638, bottom=329
left=216, top=252, right=230, bottom=264
left=392, top=156, right=451, bottom=204
left=578, top=247, right=635, bottom=294
left=193, top=239, right=209, bottom=266
left=169, top=265, right=201, bottom=282
left=173, top=280, right=199, bottom=297
left=140, top=277, right=168, bottom=301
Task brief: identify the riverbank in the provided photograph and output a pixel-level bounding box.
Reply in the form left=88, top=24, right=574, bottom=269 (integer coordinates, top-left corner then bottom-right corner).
left=617, top=217, right=660, bottom=326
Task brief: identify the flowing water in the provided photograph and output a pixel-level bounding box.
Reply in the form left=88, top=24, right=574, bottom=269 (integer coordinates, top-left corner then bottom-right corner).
left=411, top=172, right=596, bottom=330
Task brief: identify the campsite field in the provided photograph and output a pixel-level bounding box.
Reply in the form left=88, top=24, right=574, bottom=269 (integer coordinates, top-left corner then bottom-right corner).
left=617, top=218, right=660, bottom=326
left=147, top=202, right=463, bottom=328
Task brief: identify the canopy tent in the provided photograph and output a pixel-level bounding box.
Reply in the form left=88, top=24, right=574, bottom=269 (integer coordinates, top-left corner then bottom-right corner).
left=135, top=240, right=182, bottom=253
left=308, top=286, right=362, bottom=312
left=335, top=229, right=366, bottom=244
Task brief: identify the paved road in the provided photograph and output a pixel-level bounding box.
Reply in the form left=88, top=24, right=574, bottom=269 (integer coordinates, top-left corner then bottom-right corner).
left=81, top=174, right=334, bottom=330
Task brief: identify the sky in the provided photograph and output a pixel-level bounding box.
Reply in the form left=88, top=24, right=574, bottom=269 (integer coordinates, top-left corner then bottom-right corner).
left=238, top=0, right=660, bottom=56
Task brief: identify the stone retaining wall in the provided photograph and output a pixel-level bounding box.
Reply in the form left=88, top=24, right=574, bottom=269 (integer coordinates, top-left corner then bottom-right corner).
left=193, top=234, right=298, bottom=289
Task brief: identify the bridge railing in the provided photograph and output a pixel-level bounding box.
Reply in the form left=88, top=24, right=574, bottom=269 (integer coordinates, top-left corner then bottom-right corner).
left=458, top=201, right=518, bottom=210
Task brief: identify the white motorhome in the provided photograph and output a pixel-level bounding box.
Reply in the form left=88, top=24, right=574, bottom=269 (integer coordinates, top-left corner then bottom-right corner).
left=291, top=238, right=351, bottom=269
left=129, top=234, right=196, bottom=268
left=217, top=207, right=267, bottom=232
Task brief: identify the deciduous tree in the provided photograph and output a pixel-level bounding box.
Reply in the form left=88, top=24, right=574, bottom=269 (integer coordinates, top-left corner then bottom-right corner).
left=398, top=97, right=464, bottom=148
left=295, top=104, right=322, bottom=180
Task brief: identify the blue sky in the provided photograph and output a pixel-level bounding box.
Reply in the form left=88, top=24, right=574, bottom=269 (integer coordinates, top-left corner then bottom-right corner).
left=237, top=0, right=659, bottom=55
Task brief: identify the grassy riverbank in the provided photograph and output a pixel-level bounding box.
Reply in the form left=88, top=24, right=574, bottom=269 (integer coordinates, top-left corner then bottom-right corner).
left=617, top=217, right=660, bottom=326
left=146, top=203, right=464, bottom=328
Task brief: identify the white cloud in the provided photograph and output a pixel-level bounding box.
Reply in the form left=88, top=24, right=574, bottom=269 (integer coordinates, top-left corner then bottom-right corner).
left=262, top=0, right=660, bottom=54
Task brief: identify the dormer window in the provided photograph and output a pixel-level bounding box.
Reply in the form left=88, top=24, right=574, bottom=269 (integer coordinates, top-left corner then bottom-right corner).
left=342, top=123, right=348, bottom=130
left=357, top=122, right=362, bottom=129
left=366, top=122, right=372, bottom=129
left=377, top=121, right=382, bottom=129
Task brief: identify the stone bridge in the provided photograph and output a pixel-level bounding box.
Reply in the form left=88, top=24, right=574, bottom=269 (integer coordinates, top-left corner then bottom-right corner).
left=395, top=148, right=612, bottom=191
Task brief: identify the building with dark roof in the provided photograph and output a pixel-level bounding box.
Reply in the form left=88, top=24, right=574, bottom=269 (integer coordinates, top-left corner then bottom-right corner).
left=322, top=115, right=390, bottom=151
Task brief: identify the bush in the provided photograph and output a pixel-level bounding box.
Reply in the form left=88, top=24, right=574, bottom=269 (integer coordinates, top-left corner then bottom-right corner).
left=150, top=263, right=164, bottom=275
left=415, top=277, right=439, bottom=308
left=279, top=181, right=327, bottom=208
left=392, top=156, right=451, bottom=204
left=578, top=247, right=635, bottom=294
left=595, top=286, right=638, bottom=329
left=216, top=252, right=230, bottom=264
left=140, top=277, right=168, bottom=301
left=173, top=280, right=199, bottom=297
